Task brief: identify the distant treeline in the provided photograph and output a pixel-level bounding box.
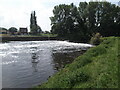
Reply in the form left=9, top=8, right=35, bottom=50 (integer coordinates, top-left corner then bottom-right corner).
left=50, top=1, right=120, bottom=42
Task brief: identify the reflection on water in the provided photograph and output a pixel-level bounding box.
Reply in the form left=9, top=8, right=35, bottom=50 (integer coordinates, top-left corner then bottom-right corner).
left=1, top=41, right=93, bottom=88
left=31, top=47, right=39, bottom=63
left=31, top=47, right=39, bottom=72
left=52, top=50, right=86, bottom=71
left=32, top=63, right=38, bottom=72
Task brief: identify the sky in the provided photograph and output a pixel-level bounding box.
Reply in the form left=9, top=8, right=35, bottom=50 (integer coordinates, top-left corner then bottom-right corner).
left=0, top=0, right=119, bottom=31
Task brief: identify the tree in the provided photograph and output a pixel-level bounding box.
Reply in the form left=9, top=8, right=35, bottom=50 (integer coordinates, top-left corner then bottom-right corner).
left=50, top=3, right=91, bottom=42
left=8, top=27, right=17, bottom=35
left=50, top=1, right=120, bottom=42
left=78, top=1, right=120, bottom=37
left=30, top=11, right=42, bottom=35
left=94, top=2, right=120, bottom=36
left=50, top=4, right=71, bottom=37
left=0, top=27, right=7, bottom=31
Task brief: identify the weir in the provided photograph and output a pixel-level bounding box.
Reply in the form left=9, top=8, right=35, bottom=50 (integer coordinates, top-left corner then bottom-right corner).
left=1, top=37, right=63, bottom=41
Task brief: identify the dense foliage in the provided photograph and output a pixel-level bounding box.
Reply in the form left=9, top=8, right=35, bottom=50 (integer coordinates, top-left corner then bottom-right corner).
left=50, top=1, right=120, bottom=42
left=90, top=33, right=102, bottom=45
left=8, top=27, right=18, bottom=35
left=30, top=11, right=42, bottom=35
left=0, top=27, right=7, bottom=31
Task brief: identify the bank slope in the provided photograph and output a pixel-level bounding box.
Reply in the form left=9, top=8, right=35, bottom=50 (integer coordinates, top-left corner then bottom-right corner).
left=36, top=37, right=119, bottom=88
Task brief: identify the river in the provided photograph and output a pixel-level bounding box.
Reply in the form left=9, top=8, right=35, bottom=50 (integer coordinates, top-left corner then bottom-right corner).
left=0, top=40, right=92, bottom=88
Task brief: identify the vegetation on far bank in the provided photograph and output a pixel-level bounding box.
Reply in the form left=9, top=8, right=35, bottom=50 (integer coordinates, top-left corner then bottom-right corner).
left=50, top=2, right=120, bottom=42
left=35, top=37, right=119, bottom=88
left=8, top=34, right=57, bottom=37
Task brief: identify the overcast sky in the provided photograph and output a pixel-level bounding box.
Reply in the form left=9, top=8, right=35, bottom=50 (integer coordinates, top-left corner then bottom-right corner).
left=0, top=0, right=119, bottom=31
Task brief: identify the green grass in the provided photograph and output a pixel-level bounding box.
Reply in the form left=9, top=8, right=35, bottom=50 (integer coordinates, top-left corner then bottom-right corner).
left=35, top=37, right=119, bottom=88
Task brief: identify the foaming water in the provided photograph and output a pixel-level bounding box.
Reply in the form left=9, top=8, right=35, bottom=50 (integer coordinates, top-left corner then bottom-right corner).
left=1, top=40, right=92, bottom=88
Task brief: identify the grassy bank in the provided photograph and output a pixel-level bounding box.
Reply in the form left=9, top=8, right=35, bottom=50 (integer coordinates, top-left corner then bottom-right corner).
left=35, top=37, right=119, bottom=88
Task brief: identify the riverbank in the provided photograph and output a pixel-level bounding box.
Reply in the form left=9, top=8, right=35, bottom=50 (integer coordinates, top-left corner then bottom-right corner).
left=35, top=37, right=119, bottom=88
left=0, top=36, right=63, bottom=42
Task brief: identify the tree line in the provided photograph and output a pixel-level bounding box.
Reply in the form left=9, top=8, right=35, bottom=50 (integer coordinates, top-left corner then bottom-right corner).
left=50, top=1, right=120, bottom=42
left=1, top=11, right=43, bottom=35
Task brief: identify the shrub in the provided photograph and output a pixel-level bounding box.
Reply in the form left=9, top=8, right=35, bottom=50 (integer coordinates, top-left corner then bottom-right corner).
left=90, top=33, right=101, bottom=45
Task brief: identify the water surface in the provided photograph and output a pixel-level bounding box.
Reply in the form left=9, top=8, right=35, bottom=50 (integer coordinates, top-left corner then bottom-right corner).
left=0, top=40, right=92, bottom=88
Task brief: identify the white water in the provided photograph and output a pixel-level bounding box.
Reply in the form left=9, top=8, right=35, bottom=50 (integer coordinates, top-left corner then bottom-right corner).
left=0, top=40, right=92, bottom=88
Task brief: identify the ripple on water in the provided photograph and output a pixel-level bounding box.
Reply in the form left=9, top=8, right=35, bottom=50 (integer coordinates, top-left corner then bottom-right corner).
left=1, top=41, right=93, bottom=88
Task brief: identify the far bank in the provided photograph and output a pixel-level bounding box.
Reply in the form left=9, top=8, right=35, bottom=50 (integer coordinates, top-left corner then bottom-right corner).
left=0, top=36, right=64, bottom=42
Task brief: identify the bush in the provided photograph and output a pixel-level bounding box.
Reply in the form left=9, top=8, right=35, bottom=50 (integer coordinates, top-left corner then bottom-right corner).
left=90, top=33, right=101, bottom=45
